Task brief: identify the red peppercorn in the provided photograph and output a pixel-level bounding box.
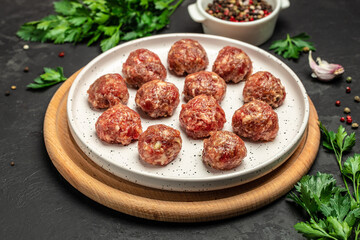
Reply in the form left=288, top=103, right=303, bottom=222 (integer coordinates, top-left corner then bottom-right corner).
left=346, top=87, right=351, bottom=93
left=340, top=117, right=345, bottom=122
left=58, top=51, right=65, bottom=57
left=335, top=100, right=341, bottom=106
left=347, top=118, right=353, bottom=124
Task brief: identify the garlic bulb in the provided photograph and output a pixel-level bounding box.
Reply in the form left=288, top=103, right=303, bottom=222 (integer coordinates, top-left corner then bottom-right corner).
left=308, top=51, right=344, bottom=81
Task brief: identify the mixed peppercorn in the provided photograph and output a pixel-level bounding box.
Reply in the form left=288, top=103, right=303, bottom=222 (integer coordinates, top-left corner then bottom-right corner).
left=335, top=76, right=359, bottom=129
left=206, top=0, right=273, bottom=22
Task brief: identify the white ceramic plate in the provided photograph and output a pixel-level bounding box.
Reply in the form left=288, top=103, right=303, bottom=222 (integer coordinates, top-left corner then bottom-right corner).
left=67, top=33, right=309, bottom=192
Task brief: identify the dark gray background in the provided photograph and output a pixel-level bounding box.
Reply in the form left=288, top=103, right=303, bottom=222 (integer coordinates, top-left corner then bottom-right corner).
left=1, top=0, right=360, bottom=239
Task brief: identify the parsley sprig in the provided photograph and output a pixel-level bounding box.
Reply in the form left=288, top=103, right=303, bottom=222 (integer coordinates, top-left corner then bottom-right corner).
left=27, top=67, right=67, bottom=89
left=17, top=0, right=183, bottom=52
left=269, top=33, right=316, bottom=59
left=288, top=123, right=360, bottom=240
left=320, top=123, right=356, bottom=196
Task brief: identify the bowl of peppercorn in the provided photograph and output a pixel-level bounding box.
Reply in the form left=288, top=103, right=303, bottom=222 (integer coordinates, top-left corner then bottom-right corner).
left=188, top=0, right=290, bottom=46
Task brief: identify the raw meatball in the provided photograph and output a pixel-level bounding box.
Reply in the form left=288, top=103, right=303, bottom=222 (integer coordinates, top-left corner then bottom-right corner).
left=138, top=124, right=182, bottom=166
left=122, top=48, right=167, bottom=88
left=212, top=46, right=252, bottom=83
left=135, top=80, right=180, bottom=118
left=183, top=71, right=226, bottom=102
left=167, top=39, right=209, bottom=76
left=87, top=73, right=129, bottom=109
left=95, top=104, right=142, bottom=145
left=232, top=100, right=279, bottom=142
left=179, top=95, right=226, bottom=139
left=243, top=71, right=286, bottom=108
left=203, top=131, right=247, bottom=170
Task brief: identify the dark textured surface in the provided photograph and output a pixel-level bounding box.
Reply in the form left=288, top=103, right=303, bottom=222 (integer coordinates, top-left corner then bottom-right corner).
left=1, top=0, right=360, bottom=239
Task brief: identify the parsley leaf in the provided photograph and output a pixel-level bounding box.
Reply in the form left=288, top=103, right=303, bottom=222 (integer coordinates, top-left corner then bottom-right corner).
left=27, top=67, right=67, bottom=89
left=269, top=33, right=316, bottom=59
left=319, top=122, right=356, bottom=164
left=289, top=173, right=359, bottom=240
left=288, top=123, right=360, bottom=240
left=343, top=154, right=360, bottom=203
left=288, top=172, right=342, bottom=220
left=294, top=219, right=338, bottom=239
left=17, top=0, right=183, bottom=52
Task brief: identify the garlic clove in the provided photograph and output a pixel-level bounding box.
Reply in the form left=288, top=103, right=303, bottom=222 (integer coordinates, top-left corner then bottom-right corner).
left=308, top=51, right=344, bottom=81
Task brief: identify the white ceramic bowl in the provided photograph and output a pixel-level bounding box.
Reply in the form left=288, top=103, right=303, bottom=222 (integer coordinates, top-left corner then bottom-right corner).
left=188, top=0, right=290, bottom=46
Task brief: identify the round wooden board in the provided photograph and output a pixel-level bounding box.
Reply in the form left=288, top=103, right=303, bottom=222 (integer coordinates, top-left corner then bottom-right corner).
left=44, top=69, right=320, bottom=222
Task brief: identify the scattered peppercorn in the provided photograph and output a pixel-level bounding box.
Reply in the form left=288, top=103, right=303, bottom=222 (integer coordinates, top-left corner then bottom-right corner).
left=23, top=66, right=29, bottom=72
left=5, top=91, right=10, bottom=96
left=346, top=87, right=351, bottom=93
left=58, top=51, right=65, bottom=57
left=346, top=76, right=352, bottom=83
left=355, top=96, right=360, bottom=103
left=344, top=107, right=351, bottom=114
left=335, top=100, right=341, bottom=106
left=11, top=85, right=17, bottom=90
left=340, top=117, right=345, bottom=122
left=352, top=123, right=359, bottom=129
left=206, top=0, right=273, bottom=22
left=10, top=161, right=15, bottom=166
left=23, top=44, right=29, bottom=50
left=302, top=47, right=310, bottom=52
left=346, top=116, right=353, bottom=124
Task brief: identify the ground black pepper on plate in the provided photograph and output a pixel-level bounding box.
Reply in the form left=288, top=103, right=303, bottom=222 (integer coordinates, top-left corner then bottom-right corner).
left=206, top=0, right=273, bottom=22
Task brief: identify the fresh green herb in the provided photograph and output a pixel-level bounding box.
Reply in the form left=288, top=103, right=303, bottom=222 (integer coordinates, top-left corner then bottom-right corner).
left=269, top=33, right=316, bottom=59
left=27, top=67, right=67, bottom=89
left=320, top=122, right=356, bottom=197
left=17, top=0, right=183, bottom=52
left=288, top=123, right=360, bottom=239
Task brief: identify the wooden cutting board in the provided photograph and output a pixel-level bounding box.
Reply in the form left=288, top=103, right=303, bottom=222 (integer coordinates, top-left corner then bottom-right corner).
left=44, top=69, right=320, bottom=222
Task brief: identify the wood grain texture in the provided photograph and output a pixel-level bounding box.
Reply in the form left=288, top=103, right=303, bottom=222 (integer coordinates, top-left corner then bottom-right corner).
left=44, top=69, right=320, bottom=222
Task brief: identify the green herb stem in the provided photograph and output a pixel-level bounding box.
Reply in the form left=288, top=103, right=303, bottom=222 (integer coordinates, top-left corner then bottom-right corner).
left=331, top=145, right=352, bottom=199
left=354, top=176, right=359, bottom=203
left=169, top=0, right=184, bottom=15
left=286, top=34, right=293, bottom=51
left=357, top=179, right=360, bottom=203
